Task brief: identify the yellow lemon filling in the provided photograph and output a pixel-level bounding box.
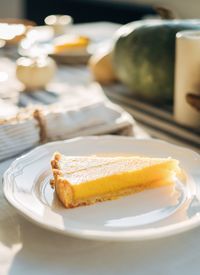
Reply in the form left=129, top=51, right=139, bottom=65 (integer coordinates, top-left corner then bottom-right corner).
left=54, top=35, right=90, bottom=54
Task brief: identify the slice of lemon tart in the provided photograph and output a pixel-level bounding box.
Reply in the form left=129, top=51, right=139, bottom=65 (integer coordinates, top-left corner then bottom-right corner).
left=50, top=152, right=180, bottom=208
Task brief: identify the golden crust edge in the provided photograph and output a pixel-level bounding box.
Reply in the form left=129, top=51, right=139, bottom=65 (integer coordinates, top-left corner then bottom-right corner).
left=50, top=151, right=75, bottom=207
left=55, top=177, right=74, bottom=208
left=50, top=152, right=63, bottom=188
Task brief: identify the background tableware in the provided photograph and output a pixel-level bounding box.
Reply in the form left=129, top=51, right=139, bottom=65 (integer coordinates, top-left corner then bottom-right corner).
left=174, top=30, right=200, bottom=128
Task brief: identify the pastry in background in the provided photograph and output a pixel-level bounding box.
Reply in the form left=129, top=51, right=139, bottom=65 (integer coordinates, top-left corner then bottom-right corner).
left=53, top=34, right=90, bottom=55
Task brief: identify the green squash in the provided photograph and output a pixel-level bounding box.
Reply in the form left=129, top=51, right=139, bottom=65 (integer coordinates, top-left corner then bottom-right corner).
left=113, top=20, right=200, bottom=103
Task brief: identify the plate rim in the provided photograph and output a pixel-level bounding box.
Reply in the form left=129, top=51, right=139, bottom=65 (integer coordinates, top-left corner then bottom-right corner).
left=3, top=135, right=200, bottom=241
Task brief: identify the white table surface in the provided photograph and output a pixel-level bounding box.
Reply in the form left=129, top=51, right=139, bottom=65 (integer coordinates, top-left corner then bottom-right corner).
left=1, top=156, right=200, bottom=275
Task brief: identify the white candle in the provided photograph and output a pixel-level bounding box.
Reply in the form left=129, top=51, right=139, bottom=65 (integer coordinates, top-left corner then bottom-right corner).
left=44, top=15, right=73, bottom=36
left=174, top=30, right=200, bottom=128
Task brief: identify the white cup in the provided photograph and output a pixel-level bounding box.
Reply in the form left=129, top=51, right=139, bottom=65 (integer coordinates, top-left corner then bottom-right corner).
left=174, top=30, right=200, bottom=129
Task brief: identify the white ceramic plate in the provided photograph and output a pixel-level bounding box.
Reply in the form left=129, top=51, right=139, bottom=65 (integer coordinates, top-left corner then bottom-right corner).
left=3, top=136, right=200, bottom=241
